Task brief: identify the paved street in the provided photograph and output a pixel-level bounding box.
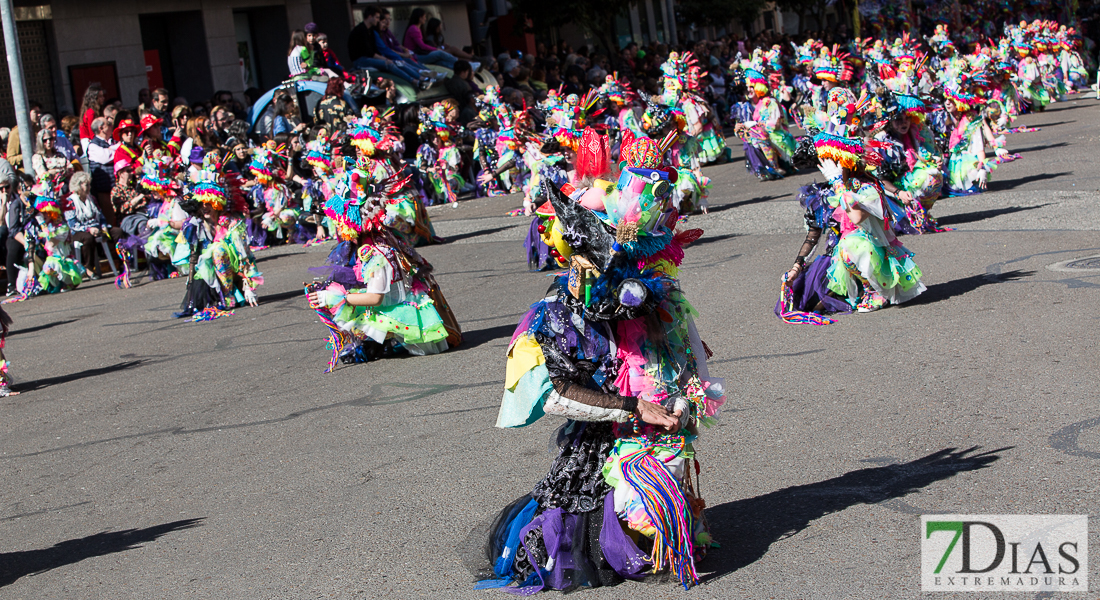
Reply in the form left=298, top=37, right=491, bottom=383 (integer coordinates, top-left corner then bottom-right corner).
left=2, top=97, right=1099, bottom=599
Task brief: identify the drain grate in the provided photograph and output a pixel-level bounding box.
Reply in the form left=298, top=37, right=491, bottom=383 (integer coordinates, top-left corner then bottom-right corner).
left=1048, top=255, right=1100, bottom=272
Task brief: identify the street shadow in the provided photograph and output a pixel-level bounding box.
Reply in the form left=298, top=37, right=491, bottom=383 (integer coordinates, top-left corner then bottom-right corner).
left=457, top=323, right=517, bottom=350
left=0, top=518, right=204, bottom=587
left=445, top=225, right=516, bottom=243
left=903, top=269, right=1034, bottom=306
left=16, top=360, right=148, bottom=393
left=688, top=233, right=739, bottom=247
left=7, top=319, right=80, bottom=337
left=706, top=194, right=785, bottom=214
left=1009, top=142, right=1068, bottom=153
left=1025, top=120, right=1072, bottom=128
left=255, top=252, right=304, bottom=264
left=935, top=203, right=1052, bottom=226
left=260, top=288, right=308, bottom=304
left=700, top=447, right=1007, bottom=581
left=986, top=172, right=1070, bottom=192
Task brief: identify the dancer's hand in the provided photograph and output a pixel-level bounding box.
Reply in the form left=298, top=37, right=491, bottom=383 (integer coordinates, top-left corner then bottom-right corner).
left=244, top=288, right=258, bottom=307
left=897, top=190, right=914, bottom=206
left=784, top=261, right=803, bottom=282
left=307, top=291, right=323, bottom=308
left=636, top=400, right=679, bottom=432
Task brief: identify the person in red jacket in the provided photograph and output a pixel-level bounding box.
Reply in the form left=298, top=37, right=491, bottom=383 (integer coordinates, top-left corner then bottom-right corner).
left=112, top=119, right=143, bottom=175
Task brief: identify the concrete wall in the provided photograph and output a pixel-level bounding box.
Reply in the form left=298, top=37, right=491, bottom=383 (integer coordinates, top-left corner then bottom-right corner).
left=51, top=0, right=313, bottom=113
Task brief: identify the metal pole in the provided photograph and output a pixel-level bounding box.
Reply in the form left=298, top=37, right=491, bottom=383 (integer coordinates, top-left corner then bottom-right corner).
left=665, top=0, right=678, bottom=46
left=0, top=0, right=32, bottom=173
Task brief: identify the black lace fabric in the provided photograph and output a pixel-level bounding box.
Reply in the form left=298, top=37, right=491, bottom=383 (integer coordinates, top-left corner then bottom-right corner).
left=531, top=422, right=616, bottom=514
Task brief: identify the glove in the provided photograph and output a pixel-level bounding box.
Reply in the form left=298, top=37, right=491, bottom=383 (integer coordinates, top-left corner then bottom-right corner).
left=817, top=159, right=844, bottom=185
left=243, top=288, right=258, bottom=306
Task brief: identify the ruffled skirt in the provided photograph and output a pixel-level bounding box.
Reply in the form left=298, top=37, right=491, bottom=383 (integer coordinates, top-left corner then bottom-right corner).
left=827, top=230, right=926, bottom=305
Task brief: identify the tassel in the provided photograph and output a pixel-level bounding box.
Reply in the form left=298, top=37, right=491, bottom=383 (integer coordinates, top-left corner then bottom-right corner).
left=191, top=307, right=234, bottom=322
left=115, top=247, right=133, bottom=289
left=778, top=281, right=836, bottom=326
left=620, top=442, right=698, bottom=589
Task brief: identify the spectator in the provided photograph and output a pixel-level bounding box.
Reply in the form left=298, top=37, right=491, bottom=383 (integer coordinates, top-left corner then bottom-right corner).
left=210, top=105, right=233, bottom=145
left=184, top=116, right=216, bottom=158
left=315, top=33, right=349, bottom=78
left=288, top=29, right=315, bottom=79
left=314, top=78, right=353, bottom=129
left=349, top=6, right=423, bottom=87
left=111, top=118, right=142, bottom=175
left=85, top=117, right=117, bottom=225
left=424, top=17, right=475, bottom=61
left=60, top=115, right=81, bottom=154
left=0, top=127, right=8, bottom=157
left=171, top=105, right=194, bottom=159
left=7, top=101, right=42, bottom=168
left=562, top=64, right=586, bottom=95
left=515, top=66, right=536, bottom=97
left=78, top=84, right=105, bottom=149
left=32, top=128, right=72, bottom=181
left=212, top=90, right=234, bottom=108
left=40, top=114, right=80, bottom=167
left=403, top=8, right=459, bottom=69
left=376, top=10, right=425, bottom=68
left=530, top=66, right=549, bottom=96
left=102, top=104, right=119, bottom=130
left=137, top=88, right=151, bottom=113
left=5, top=176, right=30, bottom=295
left=502, top=59, right=520, bottom=87
left=444, top=60, right=476, bottom=122
left=65, top=171, right=115, bottom=278
left=303, top=22, right=320, bottom=69
left=111, top=165, right=148, bottom=238
left=149, top=88, right=170, bottom=125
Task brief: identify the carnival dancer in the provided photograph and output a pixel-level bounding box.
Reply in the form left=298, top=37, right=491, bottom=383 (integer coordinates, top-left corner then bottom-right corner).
left=416, top=102, right=468, bottom=204
left=733, top=66, right=796, bottom=180
left=943, top=73, right=997, bottom=196
left=476, top=134, right=725, bottom=592
left=139, top=151, right=189, bottom=278
left=31, top=189, right=85, bottom=293
left=814, top=113, right=926, bottom=311
left=305, top=167, right=460, bottom=369
left=175, top=153, right=263, bottom=317
left=350, top=107, right=437, bottom=246
left=250, top=142, right=303, bottom=242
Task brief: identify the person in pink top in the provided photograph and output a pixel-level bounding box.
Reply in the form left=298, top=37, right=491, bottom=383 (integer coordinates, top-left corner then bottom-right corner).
left=402, top=8, right=458, bottom=69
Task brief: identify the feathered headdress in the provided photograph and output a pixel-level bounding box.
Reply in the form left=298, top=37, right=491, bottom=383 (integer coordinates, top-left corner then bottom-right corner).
left=248, top=143, right=286, bottom=185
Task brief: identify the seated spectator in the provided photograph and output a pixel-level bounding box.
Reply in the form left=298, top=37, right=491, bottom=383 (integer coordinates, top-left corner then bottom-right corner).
left=444, top=60, right=475, bottom=108
left=32, top=129, right=73, bottom=182
left=376, top=10, right=425, bottom=69
left=111, top=165, right=149, bottom=238
left=40, top=114, right=80, bottom=168
left=288, top=29, right=317, bottom=80
left=424, top=17, right=475, bottom=61
left=350, top=6, right=424, bottom=87
left=403, top=8, right=459, bottom=69
left=85, top=117, right=117, bottom=225
left=562, top=64, right=586, bottom=95
left=65, top=171, right=119, bottom=278
left=315, top=33, right=349, bottom=78
left=502, top=59, right=520, bottom=88
left=515, top=66, right=535, bottom=97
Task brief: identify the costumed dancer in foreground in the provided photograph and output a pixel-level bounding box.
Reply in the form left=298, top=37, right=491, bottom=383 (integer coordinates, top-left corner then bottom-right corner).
left=306, top=165, right=461, bottom=369
left=176, top=153, right=264, bottom=318
left=780, top=104, right=926, bottom=319
left=473, top=134, right=725, bottom=593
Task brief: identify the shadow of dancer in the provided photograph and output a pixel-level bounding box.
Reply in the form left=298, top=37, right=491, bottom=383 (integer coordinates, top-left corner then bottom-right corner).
left=903, top=270, right=1034, bottom=306
left=0, top=518, right=204, bottom=587
left=699, top=447, right=1008, bottom=582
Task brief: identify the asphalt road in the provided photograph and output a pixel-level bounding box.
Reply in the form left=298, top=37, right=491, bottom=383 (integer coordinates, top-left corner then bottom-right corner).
left=1, top=96, right=1098, bottom=600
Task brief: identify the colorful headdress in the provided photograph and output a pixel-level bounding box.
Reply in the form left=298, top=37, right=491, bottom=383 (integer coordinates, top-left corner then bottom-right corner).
left=139, top=156, right=179, bottom=196
left=33, top=194, right=60, bottom=216
left=597, top=75, right=636, bottom=107
left=248, top=144, right=285, bottom=185
left=304, top=139, right=333, bottom=171
left=813, top=132, right=864, bottom=170
left=744, top=68, right=768, bottom=96
left=813, top=45, right=853, bottom=83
